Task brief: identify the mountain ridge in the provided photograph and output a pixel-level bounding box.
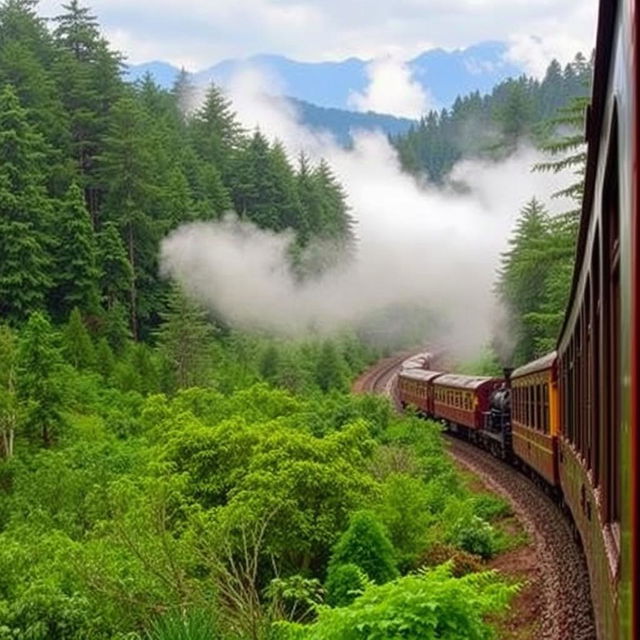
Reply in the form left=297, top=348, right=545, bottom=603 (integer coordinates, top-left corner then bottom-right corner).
left=125, top=41, right=524, bottom=112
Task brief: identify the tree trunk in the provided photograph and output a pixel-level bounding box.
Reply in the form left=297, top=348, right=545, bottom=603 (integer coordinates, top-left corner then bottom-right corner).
left=127, top=223, right=138, bottom=340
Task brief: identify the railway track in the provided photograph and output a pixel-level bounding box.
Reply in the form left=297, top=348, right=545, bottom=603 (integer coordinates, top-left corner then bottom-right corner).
left=355, top=354, right=596, bottom=640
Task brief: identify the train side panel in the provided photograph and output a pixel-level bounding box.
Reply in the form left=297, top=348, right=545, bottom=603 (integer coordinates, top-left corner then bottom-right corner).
left=511, top=355, right=559, bottom=486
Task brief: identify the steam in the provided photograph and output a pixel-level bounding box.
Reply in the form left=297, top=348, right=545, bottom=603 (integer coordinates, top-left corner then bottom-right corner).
left=160, top=68, right=571, bottom=360
left=348, top=56, right=432, bottom=119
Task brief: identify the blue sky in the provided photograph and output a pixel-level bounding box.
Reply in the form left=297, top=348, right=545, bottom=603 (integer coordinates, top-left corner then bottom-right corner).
left=39, top=0, right=597, bottom=75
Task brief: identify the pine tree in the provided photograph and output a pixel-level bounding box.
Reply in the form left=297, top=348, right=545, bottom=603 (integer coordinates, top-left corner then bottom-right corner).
left=156, top=286, right=214, bottom=390
left=0, top=324, right=19, bottom=459
left=496, top=198, right=553, bottom=363
left=51, top=182, right=100, bottom=318
left=99, top=96, right=158, bottom=338
left=534, top=95, right=588, bottom=231
left=314, top=341, right=347, bottom=392
left=0, top=85, right=52, bottom=323
left=53, top=0, right=124, bottom=218
left=98, top=221, right=133, bottom=312
left=190, top=83, right=242, bottom=177
left=62, top=307, right=95, bottom=368
left=94, top=336, right=115, bottom=379
left=17, top=312, right=64, bottom=447
left=172, top=68, right=197, bottom=119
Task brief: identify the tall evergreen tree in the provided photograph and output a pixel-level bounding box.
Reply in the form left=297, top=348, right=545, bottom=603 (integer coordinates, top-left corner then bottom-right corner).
left=0, top=85, right=52, bottom=323
left=190, top=83, right=242, bottom=177
left=0, top=324, right=19, bottom=459
left=62, top=306, right=95, bottom=368
left=51, top=182, right=100, bottom=318
left=496, top=198, right=552, bottom=363
left=99, top=95, right=158, bottom=338
left=97, top=221, right=132, bottom=312
left=17, top=312, right=63, bottom=447
left=156, top=286, right=214, bottom=390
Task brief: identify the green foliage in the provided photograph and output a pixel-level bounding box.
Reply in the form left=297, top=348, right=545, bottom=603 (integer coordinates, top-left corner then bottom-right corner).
left=17, top=312, right=65, bottom=447
left=265, top=575, right=324, bottom=623
left=328, top=511, right=398, bottom=585
left=156, top=287, right=215, bottom=390
left=62, top=307, right=95, bottom=369
left=147, top=609, right=222, bottom=640
left=448, top=514, right=497, bottom=560
left=393, top=53, right=592, bottom=182
left=323, top=563, right=367, bottom=607
left=290, top=564, right=517, bottom=640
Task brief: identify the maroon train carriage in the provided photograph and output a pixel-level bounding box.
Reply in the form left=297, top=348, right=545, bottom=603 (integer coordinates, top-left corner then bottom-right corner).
left=510, top=352, right=560, bottom=486
left=432, top=374, right=503, bottom=432
left=397, top=369, right=443, bottom=416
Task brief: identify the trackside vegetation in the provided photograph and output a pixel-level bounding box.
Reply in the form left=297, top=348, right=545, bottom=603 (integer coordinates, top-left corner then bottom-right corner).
left=0, top=314, right=518, bottom=638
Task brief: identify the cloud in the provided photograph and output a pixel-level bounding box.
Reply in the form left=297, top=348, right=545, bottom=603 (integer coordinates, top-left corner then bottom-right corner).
left=38, top=0, right=597, bottom=75
left=160, top=72, right=573, bottom=360
left=348, top=57, right=432, bottom=119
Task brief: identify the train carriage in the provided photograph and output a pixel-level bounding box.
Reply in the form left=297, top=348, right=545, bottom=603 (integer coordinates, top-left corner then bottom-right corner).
left=433, top=374, right=502, bottom=432
left=511, top=352, right=560, bottom=486
left=397, top=369, right=443, bottom=415
left=554, top=0, right=638, bottom=637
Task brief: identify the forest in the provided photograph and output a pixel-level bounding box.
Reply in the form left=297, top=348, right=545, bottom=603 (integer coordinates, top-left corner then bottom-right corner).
left=0, top=0, right=587, bottom=638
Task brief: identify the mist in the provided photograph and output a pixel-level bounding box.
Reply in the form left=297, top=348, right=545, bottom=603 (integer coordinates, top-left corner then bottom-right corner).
left=160, top=68, right=571, bottom=361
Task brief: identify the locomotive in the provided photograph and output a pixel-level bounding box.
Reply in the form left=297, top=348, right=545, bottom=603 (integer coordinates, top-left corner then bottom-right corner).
left=399, top=0, right=639, bottom=636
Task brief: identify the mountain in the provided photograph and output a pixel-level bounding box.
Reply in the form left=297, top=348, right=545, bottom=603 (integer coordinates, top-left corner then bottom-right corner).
left=125, top=41, right=524, bottom=112
left=289, top=98, right=415, bottom=145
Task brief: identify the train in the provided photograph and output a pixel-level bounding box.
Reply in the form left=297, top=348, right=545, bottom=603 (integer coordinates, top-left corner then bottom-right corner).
left=399, top=0, right=638, bottom=637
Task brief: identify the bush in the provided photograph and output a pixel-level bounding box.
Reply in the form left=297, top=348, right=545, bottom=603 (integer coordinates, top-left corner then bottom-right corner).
left=289, top=563, right=518, bottom=639
left=449, top=515, right=497, bottom=559
left=146, top=609, right=221, bottom=640
left=324, top=563, right=367, bottom=607
left=328, top=511, right=398, bottom=585
left=415, top=542, right=484, bottom=577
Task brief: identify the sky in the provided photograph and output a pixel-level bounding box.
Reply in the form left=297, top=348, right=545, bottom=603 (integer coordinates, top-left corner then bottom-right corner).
left=38, top=0, right=598, bottom=76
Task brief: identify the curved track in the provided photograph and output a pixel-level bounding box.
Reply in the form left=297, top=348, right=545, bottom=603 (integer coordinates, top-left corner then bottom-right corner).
left=355, top=354, right=596, bottom=640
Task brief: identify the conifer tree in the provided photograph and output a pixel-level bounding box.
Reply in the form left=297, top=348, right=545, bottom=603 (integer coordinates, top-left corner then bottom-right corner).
left=17, top=312, right=63, bottom=447
left=496, top=198, right=552, bottom=363
left=0, top=85, right=52, bottom=323
left=190, top=83, right=242, bottom=176
left=99, top=96, right=157, bottom=337
left=0, top=324, right=19, bottom=459
left=51, top=183, right=100, bottom=317
left=314, top=341, right=347, bottom=392
left=156, top=286, right=214, bottom=390
left=94, top=336, right=115, bottom=379
left=98, top=221, right=133, bottom=313
left=62, top=307, right=95, bottom=368
left=53, top=0, right=124, bottom=217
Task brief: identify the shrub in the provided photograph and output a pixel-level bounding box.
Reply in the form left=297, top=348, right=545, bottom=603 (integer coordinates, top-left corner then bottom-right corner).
left=329, top=511, right=398, bottom=585
left=415, top=542, right=484, bottom=577
left=324, top=563, right=367, bottom=607
left=450, top=515, right=497, bottom=559
left=146, top=609, right=221, bottom=640
left=292, top=563, right=518, bottom=639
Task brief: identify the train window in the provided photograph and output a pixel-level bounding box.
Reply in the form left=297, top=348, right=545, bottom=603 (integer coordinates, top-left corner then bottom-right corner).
left=543, top=384, right=549, bottom=434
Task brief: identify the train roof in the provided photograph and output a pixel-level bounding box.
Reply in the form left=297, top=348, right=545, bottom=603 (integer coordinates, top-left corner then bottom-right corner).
left=512, top=351, right=557, bottom=379
left=398, top=369, right=443, bottom=383
left=401, top=352, right=432, bottom=370
left=433, top=373, right=501, bottom=390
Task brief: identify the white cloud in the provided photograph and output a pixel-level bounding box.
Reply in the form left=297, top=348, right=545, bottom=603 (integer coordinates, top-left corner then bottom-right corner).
left=161, top=71, right=573, bottom=360
left=348, top=57, right=432, bottom=119
left=38, top=0, right=597, bottom=74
